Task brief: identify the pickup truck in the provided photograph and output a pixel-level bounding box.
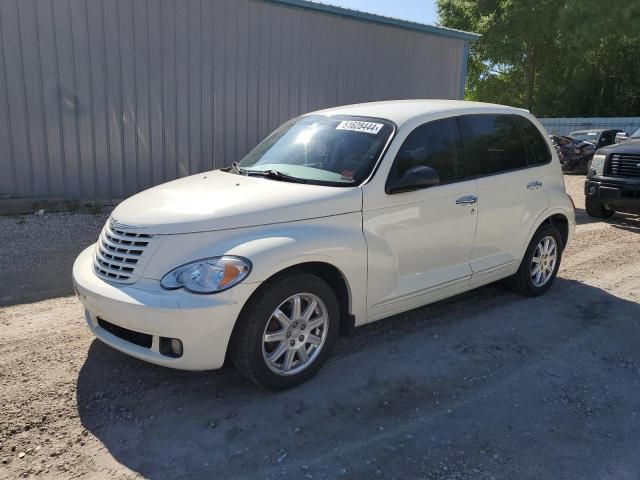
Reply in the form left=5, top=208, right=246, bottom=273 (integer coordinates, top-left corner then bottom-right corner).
left=585, top=127, right=640, bottom=217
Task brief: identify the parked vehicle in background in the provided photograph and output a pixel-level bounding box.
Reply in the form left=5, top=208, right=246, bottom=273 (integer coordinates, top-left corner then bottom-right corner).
left=73, top=100, right=575, bottom=390
left=569, top=128, right=622, bottom=149
left=550, top=135, right=596, bottom=174
left=585, top=131, right=640, bottom=218
left=614, top=127, right=640, bottom=144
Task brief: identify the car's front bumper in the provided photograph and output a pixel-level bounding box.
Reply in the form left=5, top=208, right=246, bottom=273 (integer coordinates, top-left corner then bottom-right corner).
left=72, top=246, right=260, bottom=370
left=585, top=177, right=640, bottom=213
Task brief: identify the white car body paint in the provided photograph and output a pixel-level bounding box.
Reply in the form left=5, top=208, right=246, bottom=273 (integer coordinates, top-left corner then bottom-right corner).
left=73, top=100, right=575, bottom=370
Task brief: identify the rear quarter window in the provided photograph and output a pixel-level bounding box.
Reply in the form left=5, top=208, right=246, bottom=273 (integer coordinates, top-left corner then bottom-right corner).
left=513, top=116, right=552, bottom=165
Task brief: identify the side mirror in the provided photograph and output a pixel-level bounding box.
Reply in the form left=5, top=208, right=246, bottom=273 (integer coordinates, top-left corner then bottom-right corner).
left=386, top=165, right=440, bottom=194
left=615, top=132, right=628, bottom=143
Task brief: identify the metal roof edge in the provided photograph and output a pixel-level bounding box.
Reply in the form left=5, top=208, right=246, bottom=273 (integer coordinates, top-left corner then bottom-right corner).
left=264, top=0, right=481, bottom=41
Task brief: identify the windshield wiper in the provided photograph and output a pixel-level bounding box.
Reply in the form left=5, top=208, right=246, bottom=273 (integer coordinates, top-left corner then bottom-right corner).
left=243, top=169, right=307, bottom=183
left=230, top=161, right=246, bottom=175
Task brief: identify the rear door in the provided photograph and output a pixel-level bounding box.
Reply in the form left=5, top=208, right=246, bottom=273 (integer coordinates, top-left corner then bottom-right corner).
left=459, top=114, right=551, bottom=286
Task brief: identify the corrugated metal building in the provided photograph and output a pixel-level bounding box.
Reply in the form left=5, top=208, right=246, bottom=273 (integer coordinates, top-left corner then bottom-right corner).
left=0, top=0, right=477, bottom=201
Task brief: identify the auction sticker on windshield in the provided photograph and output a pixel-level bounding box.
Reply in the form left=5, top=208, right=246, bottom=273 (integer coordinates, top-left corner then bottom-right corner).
left=336, top=120, right=384, bottom=135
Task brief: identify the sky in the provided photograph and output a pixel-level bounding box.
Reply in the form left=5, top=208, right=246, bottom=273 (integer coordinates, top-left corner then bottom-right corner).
left=316, top=0, right=439, bottom=26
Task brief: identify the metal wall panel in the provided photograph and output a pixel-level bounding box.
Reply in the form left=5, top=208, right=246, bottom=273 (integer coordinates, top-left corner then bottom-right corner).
left=540, top=117, right=640, bottom=136
left=0, top=0, right=467, bottom=200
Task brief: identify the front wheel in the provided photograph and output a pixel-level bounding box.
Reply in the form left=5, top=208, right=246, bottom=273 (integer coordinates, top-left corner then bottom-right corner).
left=506, top=225, right=563, bottom=297
left=230, top=272, right=340, bottom=390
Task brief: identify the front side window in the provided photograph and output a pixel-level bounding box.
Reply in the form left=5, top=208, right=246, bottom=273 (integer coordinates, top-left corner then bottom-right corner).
left=460, top=114, right=528, bottom=176
left=388, top=118, right=464, bottom=184
left=513, top=116, right=552, bottom=165
left=237, top=115, right=394, bottom=186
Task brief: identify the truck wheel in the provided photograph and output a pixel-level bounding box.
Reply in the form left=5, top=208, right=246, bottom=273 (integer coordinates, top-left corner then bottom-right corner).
left=506, top=225, right=563, bottom=297
left=585, top=197, right=615, bottom=218
left=230, top=272, right=340, bottom=390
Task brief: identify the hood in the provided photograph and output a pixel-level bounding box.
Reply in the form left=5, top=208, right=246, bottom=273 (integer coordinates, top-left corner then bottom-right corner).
left=110, top=170, right=362, bottom=234
left=598, top=138, right=640, bottom=155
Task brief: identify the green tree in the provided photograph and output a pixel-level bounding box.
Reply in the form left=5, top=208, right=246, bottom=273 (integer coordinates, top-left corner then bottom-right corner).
left=438, top=0, right=640, bottom=117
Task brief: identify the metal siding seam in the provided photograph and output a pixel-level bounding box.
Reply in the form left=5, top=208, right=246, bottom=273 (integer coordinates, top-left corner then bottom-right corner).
left=15, top=0, right=36, bottom=196
left=116, top=0, right=126, bottom=194
left=34, top=0, right=52, bottom=196
left=160, top=0, right=165, bottom=181
left=173, top=0, right=178, bottom=179
left=146, top=0, right=153, bottom=190
left=199, top=0, right=203, bottom=174
left=0, top=7, right=17, bottom=196
left=186, top=0, right=191, bottom=175
left=132, top=0, right=139, bottom=192
left=99, top=0, right=112, bottom=198
left=67, top=0, right=83, bottom=197
left=459, top=40, right=469, bottom=100
left=83, top=0, right=98, bottom=198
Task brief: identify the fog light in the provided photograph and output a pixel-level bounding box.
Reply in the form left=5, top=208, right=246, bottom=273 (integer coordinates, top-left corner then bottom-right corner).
left=160, top=337, right=183, bottom=358
left=171, top=339, right=183, bottom=356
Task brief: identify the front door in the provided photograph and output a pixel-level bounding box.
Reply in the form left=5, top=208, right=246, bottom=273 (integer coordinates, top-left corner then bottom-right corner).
left=362, top=117, right=478, bottom=322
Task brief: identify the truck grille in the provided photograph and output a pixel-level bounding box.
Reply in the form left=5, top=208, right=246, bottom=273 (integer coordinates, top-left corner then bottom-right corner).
left=93, top=218, right=154, bottom=283
left=606, top=154, right=640, bottom=178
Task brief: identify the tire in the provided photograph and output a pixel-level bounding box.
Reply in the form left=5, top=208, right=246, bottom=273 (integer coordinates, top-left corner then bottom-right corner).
left=230, top=272, right=340, bottom=390
left=585, top=197, right=615, bottom=218
left=506, top=225, right=563, bottom=297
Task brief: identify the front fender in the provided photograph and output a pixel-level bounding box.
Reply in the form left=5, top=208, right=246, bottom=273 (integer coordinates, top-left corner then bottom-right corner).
left=141, top=213, right=368, bottom=324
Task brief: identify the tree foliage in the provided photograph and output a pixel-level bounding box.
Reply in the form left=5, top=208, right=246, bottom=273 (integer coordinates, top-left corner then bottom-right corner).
left=437, top=0, right=640, bottom=117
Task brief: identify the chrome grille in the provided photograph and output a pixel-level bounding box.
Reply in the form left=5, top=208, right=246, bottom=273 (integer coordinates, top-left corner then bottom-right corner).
left=93, top=219, right=153, bottom=283
left=606, top=154, right=640, bottom=178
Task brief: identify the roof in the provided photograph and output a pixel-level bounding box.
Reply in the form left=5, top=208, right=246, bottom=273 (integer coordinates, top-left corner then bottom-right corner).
left=266, top=0, right=480, bottom=42
left=309, top=99, right=528, bottom=127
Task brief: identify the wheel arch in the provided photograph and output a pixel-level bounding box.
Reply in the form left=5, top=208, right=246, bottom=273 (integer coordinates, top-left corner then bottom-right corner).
left=517, top=209, right=572, bottom=269
left=229, top=261, right=356, bottom=358
left=539, top=213, right=569, bottom=249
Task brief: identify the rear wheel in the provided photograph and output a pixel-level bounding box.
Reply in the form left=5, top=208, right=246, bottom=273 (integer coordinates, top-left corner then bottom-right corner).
left=506, top=225, right=563, bottom=297
left=230, top=272, right=340, bottom=390
left=585, top=197, right=615, bottom=218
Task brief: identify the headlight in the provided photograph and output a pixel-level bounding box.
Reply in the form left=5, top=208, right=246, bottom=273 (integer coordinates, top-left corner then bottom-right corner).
left=160, top=256, right=251, bottom=294
left=590, top=154, right=606, bottom=175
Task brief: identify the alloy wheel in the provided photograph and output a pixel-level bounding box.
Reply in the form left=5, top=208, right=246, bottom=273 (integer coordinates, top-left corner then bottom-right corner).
left=531, top=235, right=558, bottom=287
left=261, top=293, right=329, bottom=376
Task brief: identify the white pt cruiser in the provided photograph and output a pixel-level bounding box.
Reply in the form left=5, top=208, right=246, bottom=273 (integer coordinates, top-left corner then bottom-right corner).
left=73, top=100, right=575, bottom=389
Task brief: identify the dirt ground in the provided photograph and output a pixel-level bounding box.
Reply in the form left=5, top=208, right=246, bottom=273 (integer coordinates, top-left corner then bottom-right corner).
left=1, top=175, right=640, bottom=480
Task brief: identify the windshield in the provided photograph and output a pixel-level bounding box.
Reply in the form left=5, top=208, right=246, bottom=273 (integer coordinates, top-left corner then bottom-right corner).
left=237, top=115, right=395, bottom=186
left=569, top=131, right=599, bottom=143
left=630, top=127, right=640, bottom=139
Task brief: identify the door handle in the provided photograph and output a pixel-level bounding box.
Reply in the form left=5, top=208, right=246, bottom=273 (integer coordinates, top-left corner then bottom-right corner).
left=527, top=181, right=543, bottom=190
left=455, top=194, right=478, bottom=205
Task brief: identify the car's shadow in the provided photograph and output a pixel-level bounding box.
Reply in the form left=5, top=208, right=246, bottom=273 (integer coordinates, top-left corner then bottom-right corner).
left=76, top=279, right=640, bottom=479
left=574, top=206, right=640, bottom=232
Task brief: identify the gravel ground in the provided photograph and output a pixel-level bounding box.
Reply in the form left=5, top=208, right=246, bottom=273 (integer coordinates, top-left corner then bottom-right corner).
left=1, top=175, right=640, bottom=479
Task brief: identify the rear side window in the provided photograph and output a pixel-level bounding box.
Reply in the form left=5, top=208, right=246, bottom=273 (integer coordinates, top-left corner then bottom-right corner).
left=459, top=114, right=528, bottom=176
left=513, top=116, right=552, bottom=165
left=389, top=118, right=464, bottom=184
